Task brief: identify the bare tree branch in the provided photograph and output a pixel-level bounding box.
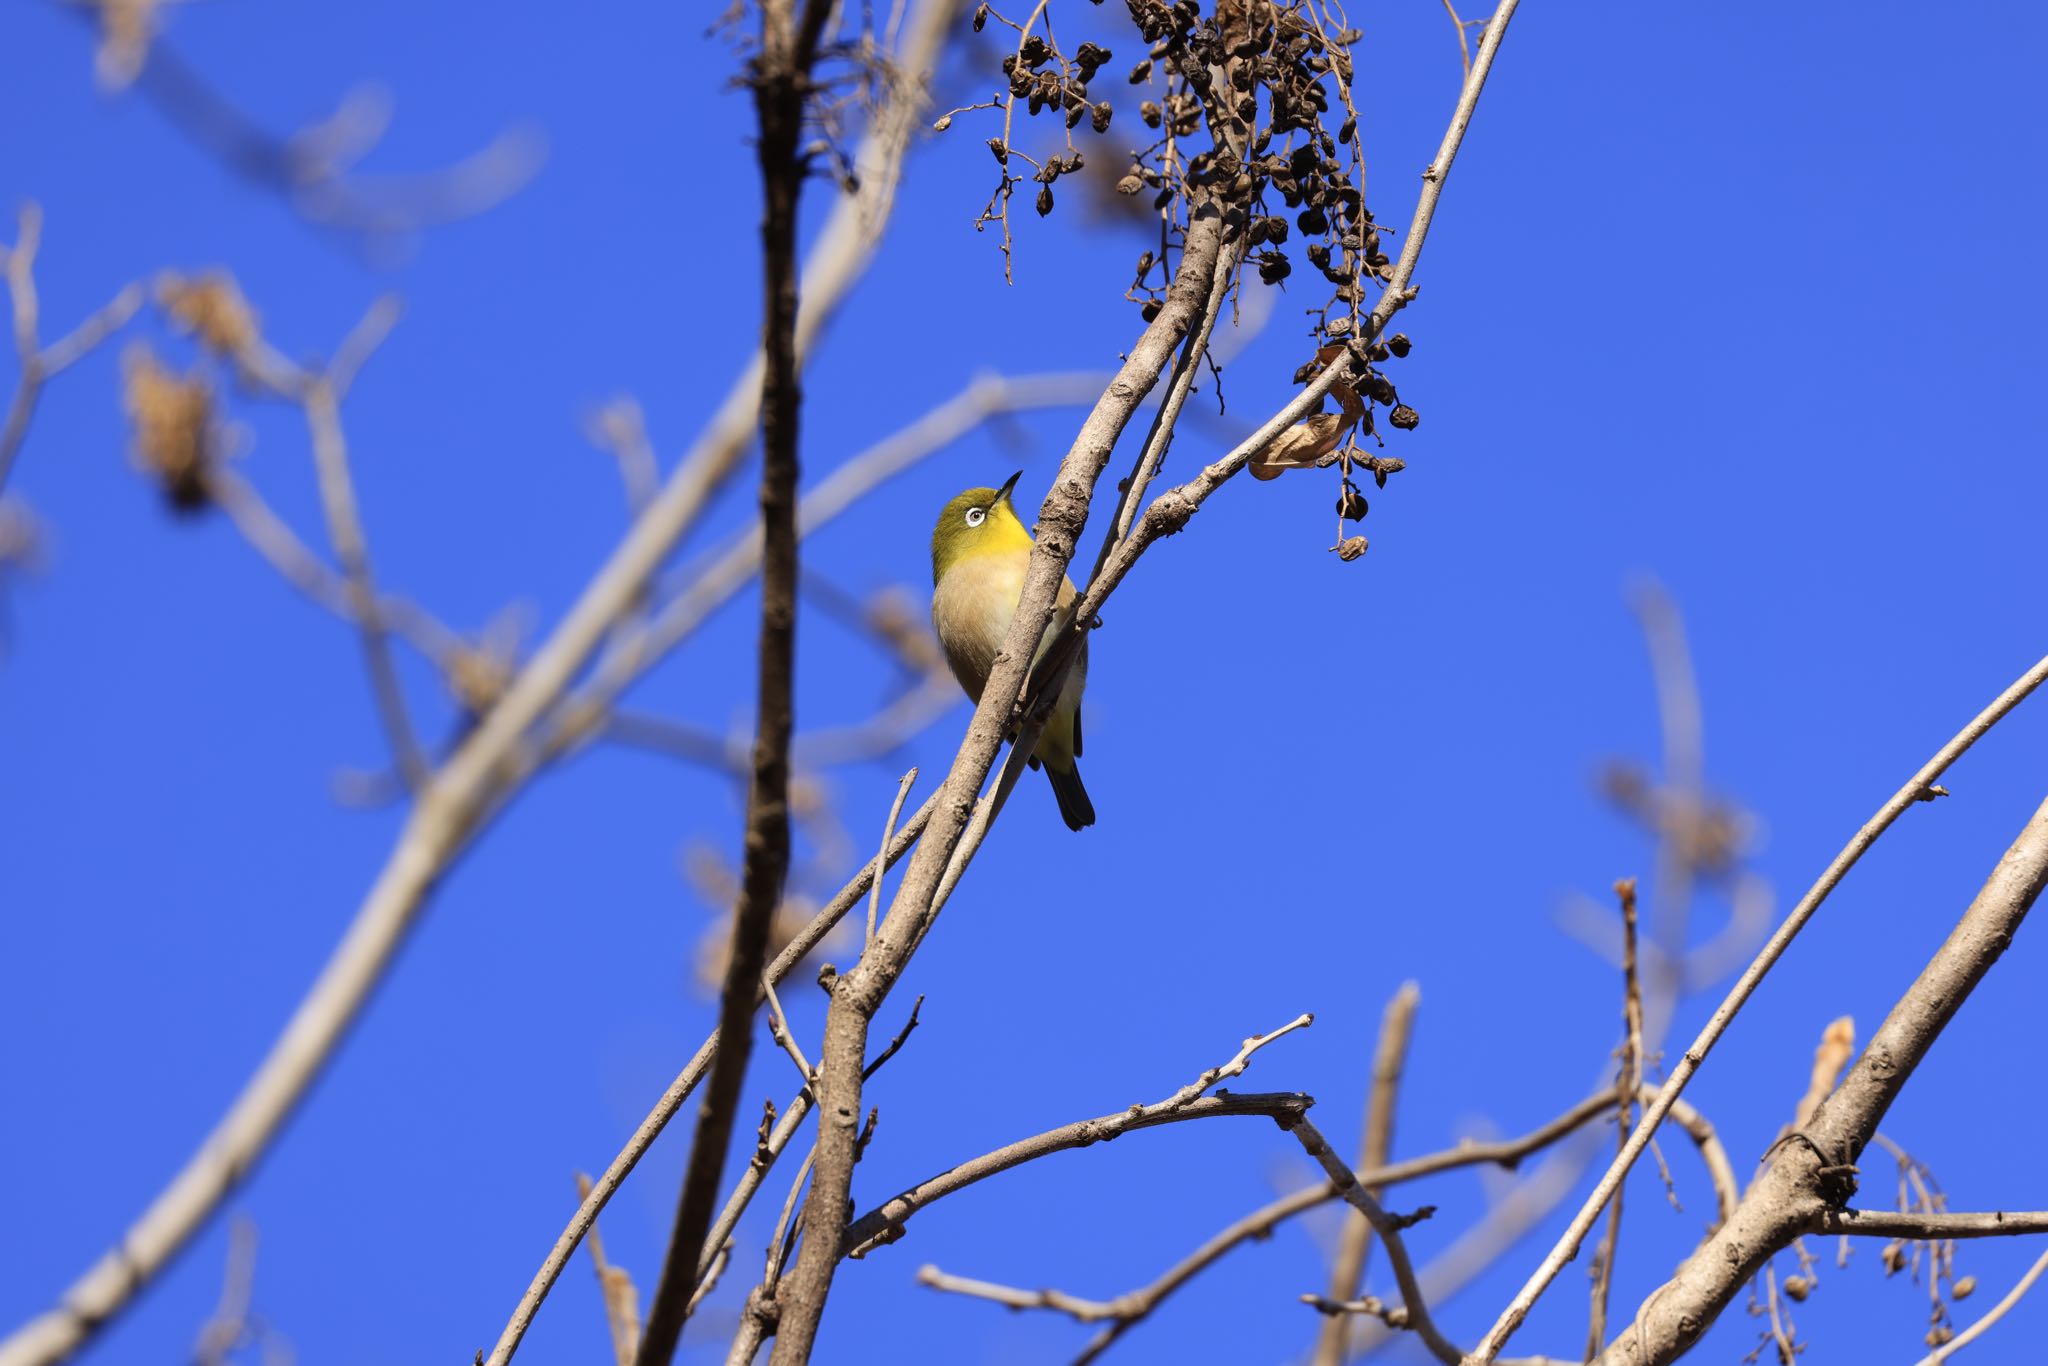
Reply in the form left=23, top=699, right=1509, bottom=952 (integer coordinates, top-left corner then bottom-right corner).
left=1281, top=1113, right=1464, bottom=1366
left=923, top=1082, right=1731, bottom=1364
left=842, top=1016, right=1315, bottom=1259
left=1595, top=789, right=2048, bottom=1365
left=1808, top=1211, right=2048, bottom=1240
left=1468, top=651, right=2048, bottom=1364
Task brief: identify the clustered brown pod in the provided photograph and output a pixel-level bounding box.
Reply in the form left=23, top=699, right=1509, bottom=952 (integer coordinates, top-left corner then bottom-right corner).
left=943, top=1, right=1428, bottom=558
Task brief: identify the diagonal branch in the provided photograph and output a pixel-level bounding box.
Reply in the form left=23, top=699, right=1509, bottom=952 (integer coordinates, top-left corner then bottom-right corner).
left=1596, top=788, right=2048, bottom=1365
left=1280, top=1113, right=1464, bottom=1366
left=1469, top=651, right=2048, bottom=1364
left=842, top=1016, right=1314, bottom=1259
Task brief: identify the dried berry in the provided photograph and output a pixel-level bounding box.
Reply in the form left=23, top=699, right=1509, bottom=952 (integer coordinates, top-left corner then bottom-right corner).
left=1781, top=1276, right=1811, bottom=1303
left=1387, top=332, right=1412, bottom=358
left=1334, top=535, right=1368, bottom=561
left=1337, top=487, right=1369, bottom=520
left=1953, top=1276, right=1977, bottom=1300
left=1297, top=204, right=1329, bottom=235
left=1388, top=404, right=1419, bottom=430
left=1035, top=184, right=1055, bottom=216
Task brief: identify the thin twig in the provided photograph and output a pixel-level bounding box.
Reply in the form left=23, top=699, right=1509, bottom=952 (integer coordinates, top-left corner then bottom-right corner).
left=1585, top=878, right=1641, bottom=1357
left=841, top=1016, right=1314, bottom=1259
left=762, top=977, right=816, bottom=1087
left=1279, top=1114, right=1462, bottom=1366
left=1470, top=652, right=2048, bottom=1363
left=866, top=770, right=916, bottom=945
left=1918, top=1247, right=2048, bottom=1364
left=301, top=356, right=428, bottom=789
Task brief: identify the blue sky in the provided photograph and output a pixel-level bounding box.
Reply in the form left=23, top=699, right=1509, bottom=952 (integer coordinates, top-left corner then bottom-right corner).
left=3, top=3, right=2046, bottom=1364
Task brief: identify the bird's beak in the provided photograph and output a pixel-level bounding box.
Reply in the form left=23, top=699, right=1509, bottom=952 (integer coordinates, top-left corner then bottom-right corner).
left=996, top=470, right=1022, bottom=505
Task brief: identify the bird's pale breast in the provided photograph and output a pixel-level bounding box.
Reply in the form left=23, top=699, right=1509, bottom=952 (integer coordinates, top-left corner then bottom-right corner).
left=932, top=550, right=1087, bottom=708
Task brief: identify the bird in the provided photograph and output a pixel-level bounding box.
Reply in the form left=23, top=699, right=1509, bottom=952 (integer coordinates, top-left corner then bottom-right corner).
left=929, top=471, right=1095, bottom=830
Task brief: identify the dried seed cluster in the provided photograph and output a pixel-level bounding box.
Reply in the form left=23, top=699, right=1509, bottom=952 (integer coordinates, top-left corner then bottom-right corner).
left=945, top=0, right=1427, bottom=562
left=120, top=344, right=217, bottom=513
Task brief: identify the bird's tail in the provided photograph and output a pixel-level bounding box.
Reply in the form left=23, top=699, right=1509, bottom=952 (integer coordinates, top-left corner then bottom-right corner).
left=1042, top=758, right=1095, bottom=831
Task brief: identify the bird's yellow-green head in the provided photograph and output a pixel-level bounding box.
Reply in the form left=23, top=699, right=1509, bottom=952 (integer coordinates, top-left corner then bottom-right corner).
left=931, top=470, right=1032, bottom=583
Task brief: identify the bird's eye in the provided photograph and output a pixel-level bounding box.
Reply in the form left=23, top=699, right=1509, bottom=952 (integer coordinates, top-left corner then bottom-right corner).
left=964, top=507, right=986, bottom=527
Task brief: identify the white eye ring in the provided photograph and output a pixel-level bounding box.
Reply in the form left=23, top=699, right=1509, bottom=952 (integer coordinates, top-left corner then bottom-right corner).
left=964, top=506, right=987, bottom=527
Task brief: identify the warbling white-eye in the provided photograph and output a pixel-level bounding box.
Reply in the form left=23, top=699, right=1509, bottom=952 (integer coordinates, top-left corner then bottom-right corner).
left=929, top=472, right=1094, bottom=830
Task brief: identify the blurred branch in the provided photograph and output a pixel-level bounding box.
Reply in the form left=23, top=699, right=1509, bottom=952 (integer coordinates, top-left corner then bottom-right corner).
left=77, top=3, right=542, bottom=250
left=1311, top=982, right=1419, bottom=1366
left=303, top=327, right=427, bottom=787
left=190, top=1216, right=257, bottom=1366
left=541, top=368, right=1110, bottom=765
left=206, top=467, right=464, bottom=665
left=572, top=1174, right=640, bottom=1366
left=0, top=0, right=963, bottom=1358
left=1469, top=652, right=2048, bottom=1363
left=0, top=203, right=143, bottom=493
left=482, top=789, right=941, bottom=1366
